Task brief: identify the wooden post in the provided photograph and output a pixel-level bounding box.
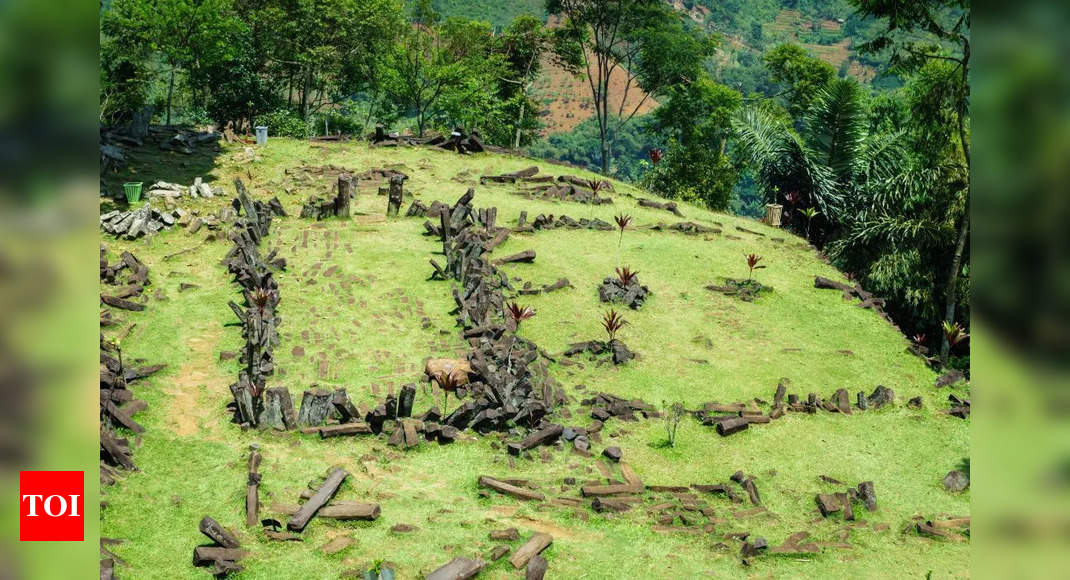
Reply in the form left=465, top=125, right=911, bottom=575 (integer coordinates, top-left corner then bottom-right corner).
left=763, top=204, right=783, bottom=227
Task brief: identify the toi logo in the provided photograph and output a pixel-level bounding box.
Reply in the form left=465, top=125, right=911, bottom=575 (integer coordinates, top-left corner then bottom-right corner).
left=20, top=471, right=84, bottom=541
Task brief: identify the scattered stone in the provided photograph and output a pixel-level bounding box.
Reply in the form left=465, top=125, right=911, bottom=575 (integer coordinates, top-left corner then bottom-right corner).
left=935, top=369, right=966, bottom=388
left=602, top=446, right=622, bottom=462
left=426, top=556, right=486, bottom=580
left=598, top=272, right=651, bottom=310
left=526, top=554, right=548, bottom=580
left=489, top=528, right=520, bottom=541
left=637, top=198, right=684, bottom=217
left=320, top=536, right=354, bottom=555
left=943, top=470, right=969, bottom=492
left=509, top=533, right=552, bottom=570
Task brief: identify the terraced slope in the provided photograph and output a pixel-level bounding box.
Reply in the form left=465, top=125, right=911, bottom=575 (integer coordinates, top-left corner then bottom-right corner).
left=99, top=139, right=969, bottom=578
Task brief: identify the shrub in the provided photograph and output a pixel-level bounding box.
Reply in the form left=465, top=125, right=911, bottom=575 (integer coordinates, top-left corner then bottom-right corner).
left=663, top=401, right=685, bottom=447
left=254, top=108, right=311, bottom=139
left=640, top=140, right=736, bottom=211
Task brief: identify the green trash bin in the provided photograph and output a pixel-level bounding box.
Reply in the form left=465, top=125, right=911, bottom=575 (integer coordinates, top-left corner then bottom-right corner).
left=123, top=182, right=144, bottom=203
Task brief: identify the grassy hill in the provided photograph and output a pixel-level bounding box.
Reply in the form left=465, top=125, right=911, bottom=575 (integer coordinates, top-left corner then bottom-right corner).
left=99, top=139, right=969, bottom=578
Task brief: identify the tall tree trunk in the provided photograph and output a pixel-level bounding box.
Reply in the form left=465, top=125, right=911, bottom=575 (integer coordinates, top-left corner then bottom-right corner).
left=361, top=87, right=379, bottom=138
left=288, top=69, right=294, bottom=106
left=940, top=80, right=971, bottom=365
left=940, top=211, right=969, bottom=364
left=300, top=67, right=311, bottom=120
left=166, top=67, right=175, bottom=127
left=513, top=98, right=526, bottom=150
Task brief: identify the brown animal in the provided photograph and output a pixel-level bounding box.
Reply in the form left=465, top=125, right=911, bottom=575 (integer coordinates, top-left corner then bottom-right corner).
left=423, top=358, right=472, bottom=387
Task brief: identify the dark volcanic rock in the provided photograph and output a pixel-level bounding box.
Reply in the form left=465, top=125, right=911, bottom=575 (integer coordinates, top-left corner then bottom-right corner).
left=866, top=385, right=895, bottom=409
left=943, top=470, right=969, bottom=492
left=609, top=340, right=635, bottom=365
left=602, top=446, right=622, bottom=462
left=598, top=275, right=650, bottom=310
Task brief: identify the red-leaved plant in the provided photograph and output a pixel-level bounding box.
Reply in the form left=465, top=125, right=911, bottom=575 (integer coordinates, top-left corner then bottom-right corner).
left=436, top=369, right=465, bottom=416
left=506, top=302, right=536, bottom=332
left=602, top=309, right=629, bottom=342
left=615, top=266, right=639, bottom=287
left=585, top=178, right=605, bottom=195
left=649, top=148, right=663, bottom=165
left=745, top=253, right=765, bottom=281
left=615, top=213, right=632, bottom=247
left=250, top=288, right=275, bottom=317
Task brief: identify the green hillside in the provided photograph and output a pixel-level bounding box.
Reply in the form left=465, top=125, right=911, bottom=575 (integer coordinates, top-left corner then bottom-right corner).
left=99, top=139, right=969, bottom=578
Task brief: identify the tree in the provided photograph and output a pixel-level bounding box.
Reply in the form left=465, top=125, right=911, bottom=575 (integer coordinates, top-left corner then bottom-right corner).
left=380, top=20, right=462, bottom=137
left=850, top=0, right=970, bottom=364
left=100, top=0, right=155, bottom=124
left=547, top=0, right=714, bottom=174
left=102, top=0, right=239, bottom=125
left=499, top=15, right=582, bottom=148
left=733, top=77, right=906, bottom=230
left=644, top=76, right=741, bottom=210
left=762, top=43, right=836, bottom=120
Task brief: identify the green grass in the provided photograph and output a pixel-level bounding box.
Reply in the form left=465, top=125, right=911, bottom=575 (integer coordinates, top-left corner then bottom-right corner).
left=100, top=138, right=969, bottom=578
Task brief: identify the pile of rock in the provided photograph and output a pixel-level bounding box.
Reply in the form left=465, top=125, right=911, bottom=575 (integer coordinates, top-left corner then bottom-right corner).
left=300, top=173, right=353, bottom=220
left=406, top=199, right=451, bottom=218
left=370, top=125, right=487, bottom=154
left=523, top=212, right=614, bottom=232
left=99, top=247, right=150, bottom=311
left=99, top=334, right=162, bottom=485
left=650, top=221, right=722, bottom=235
left=815, top=480, right=878, bottom=521
left=99, top=125, right=219, bottom=175
left=693, top=379, right=898, bottom=438
left=159, top=130, right=219, bottom=154
left=945, top=393, right=970, bottom=419
left=814, top=276, right=897, bottom=329
left=147, top=176, right=220, bottom=199
left=638, top=198, right=684, bottom=217
left=705, top=278, right=769, bottom=302
left=192, top=516, right=247, bottom=576
left=423, top=188, right=566, bottom=437
left=598, top=272, right=651, bottom=310
left=518, top=182, right=614, bottom=205
left=563, top=340, right=636, bottom=366
left=224, top=178, right=287, bottom=427
left=100, top=204, right=182, bottom=239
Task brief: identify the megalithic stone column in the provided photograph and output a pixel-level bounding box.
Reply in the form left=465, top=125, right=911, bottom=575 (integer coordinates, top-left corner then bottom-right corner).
left=387, top=174, right=404, bottom=217
left=335, top=173, right=352, bottom=217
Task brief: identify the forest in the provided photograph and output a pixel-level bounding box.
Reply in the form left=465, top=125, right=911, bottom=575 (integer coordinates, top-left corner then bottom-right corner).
left=100, top=0, right=969, bottom=369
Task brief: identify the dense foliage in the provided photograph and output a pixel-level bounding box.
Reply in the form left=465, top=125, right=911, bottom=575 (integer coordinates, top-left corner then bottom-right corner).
left=99, top=0, right=969, bottom=365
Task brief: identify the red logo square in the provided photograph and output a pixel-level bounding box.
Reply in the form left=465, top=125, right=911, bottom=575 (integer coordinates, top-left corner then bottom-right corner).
left=20, top=471, right=84, bottom=541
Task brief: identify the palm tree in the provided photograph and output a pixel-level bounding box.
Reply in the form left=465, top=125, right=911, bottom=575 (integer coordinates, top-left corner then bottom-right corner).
left=733, top=78, right=906, bottom=231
